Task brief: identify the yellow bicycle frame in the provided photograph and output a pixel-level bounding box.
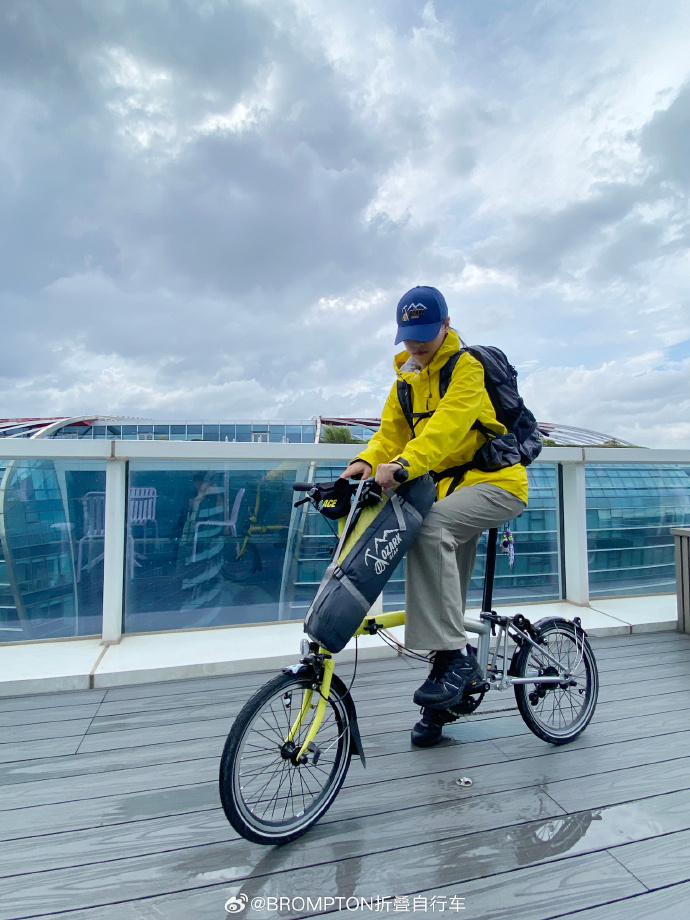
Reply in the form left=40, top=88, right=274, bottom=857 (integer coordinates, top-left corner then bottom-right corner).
left=290, top=611, right=406, bottom=759
left=353, top=610, right=406, bottom=636
left=292, top=655, right=334, bottom=760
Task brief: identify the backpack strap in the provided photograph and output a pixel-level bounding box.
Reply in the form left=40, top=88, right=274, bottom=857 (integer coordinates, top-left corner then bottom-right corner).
left=431, top=349, right=505, bottom=495
left=397, top=349, right=467, bottom=438
left=396, top=380, right=435, bottom=438
left=438, top=350, right=464, bottom=399
left=430, top=462, right=475, bottom=496
left=396, top=379, right=415, bottom=435
left=443, top=351, right=501, bottom=441
left=472, top=419, right=501, bottom=440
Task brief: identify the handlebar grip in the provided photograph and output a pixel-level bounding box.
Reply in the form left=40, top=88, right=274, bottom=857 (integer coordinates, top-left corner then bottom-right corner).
left=393, top=467, right=409, bottom=483
left=292, top=482, right=314, bottom=492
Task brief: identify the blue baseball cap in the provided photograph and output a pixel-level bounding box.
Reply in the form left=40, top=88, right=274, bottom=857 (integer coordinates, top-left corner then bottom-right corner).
left=395, top=286, right=448, bottom=345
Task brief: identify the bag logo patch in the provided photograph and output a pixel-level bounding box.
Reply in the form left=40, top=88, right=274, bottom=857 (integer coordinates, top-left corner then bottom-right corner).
left=365, top=529, right=403, bottom=575
left=401, top=303, right=427, bottom=322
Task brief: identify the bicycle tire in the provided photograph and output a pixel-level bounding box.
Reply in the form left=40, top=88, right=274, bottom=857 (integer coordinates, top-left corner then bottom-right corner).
left=219, top=671, right=352, bottom=845
left=514, top=621, right=598, bottom=744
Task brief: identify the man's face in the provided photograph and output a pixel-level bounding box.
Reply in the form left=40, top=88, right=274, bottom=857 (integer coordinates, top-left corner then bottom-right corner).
left=403, top=319, right=450, bottom=367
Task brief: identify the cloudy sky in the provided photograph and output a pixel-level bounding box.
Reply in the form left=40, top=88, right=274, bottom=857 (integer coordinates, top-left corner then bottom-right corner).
left=1, top=0, right=689, bottom=446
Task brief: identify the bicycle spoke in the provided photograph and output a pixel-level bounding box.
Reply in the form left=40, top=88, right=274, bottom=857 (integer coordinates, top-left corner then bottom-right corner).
left=248, top=767, right=288, bottom=815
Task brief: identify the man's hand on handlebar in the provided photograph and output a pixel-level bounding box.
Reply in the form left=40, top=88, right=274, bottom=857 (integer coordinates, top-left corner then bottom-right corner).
left=340, top=460, right=372, bottom=481
left=339, top=459, right=408, bottom=490
left=374, top=462, right=406, bottom=490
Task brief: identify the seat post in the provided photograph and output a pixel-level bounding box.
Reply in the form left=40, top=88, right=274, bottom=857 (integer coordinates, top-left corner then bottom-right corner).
left=482, top=528, right=498, bottom=613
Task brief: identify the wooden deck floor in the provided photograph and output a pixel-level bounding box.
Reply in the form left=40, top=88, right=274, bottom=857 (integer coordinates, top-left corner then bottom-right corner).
left=2, top=630, right=690, bottom=920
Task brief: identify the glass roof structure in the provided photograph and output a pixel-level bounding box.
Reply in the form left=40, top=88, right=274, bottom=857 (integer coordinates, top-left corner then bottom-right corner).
left=0, top=417, right=319, bottom=443
left=0, top=416, right=636, bottom=446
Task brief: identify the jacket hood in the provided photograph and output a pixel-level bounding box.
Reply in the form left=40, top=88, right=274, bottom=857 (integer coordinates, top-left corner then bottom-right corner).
left=394, top=329, right=462, bottom=382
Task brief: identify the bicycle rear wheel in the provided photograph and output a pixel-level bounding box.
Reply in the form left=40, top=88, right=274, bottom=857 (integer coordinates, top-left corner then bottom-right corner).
left=514, top=621, right=598, bottom=744
left=219, top=671, right=352, bottom=844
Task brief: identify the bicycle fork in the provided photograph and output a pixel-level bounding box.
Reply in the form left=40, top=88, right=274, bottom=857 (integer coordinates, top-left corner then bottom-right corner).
left=283, top=650, right=366, bottom=767
left=286, top=655, right=335, bottom=761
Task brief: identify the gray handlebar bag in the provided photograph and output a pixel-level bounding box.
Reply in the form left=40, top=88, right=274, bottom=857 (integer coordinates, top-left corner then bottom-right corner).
left=304, top=474, right=436, bottom=653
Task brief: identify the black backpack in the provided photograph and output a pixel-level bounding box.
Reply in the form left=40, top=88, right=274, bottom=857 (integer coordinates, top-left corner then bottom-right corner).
left=397, top=345, right=542, bottom=494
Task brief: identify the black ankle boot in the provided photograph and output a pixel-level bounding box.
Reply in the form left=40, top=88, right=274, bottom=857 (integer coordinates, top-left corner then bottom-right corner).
left=410, top=708, right=447, bottom=747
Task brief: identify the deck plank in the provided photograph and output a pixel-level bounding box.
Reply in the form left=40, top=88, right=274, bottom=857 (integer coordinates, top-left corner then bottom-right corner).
left=609, top=826, right=690, bottom=889
left=557, top=881, right=690, bottom=920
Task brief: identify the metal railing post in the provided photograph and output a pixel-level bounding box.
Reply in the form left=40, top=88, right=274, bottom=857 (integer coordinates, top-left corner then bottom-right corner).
left=101, top=453, right=127, bottom=644
left=560, top=459, right=589, bottom=605
left=671, top=528, right=690, bottom=633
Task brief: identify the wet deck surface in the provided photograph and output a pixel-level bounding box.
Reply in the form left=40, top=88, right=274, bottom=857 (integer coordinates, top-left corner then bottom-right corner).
left=2, top=630, right=690, bottom=920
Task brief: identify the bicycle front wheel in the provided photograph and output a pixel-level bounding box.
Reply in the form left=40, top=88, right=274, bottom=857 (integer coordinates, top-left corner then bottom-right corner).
left=219, top=671, right=352, bottom=845
left=514, top=621, right=598, bottom=744
left=219, top=541, right=261, bottom=582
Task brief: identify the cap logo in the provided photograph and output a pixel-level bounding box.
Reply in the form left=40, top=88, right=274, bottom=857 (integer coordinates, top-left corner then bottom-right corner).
left=401, top=303, right=427, bottom=322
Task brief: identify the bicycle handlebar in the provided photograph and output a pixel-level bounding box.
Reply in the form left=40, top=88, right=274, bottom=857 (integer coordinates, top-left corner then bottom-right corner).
left=292, top=467, right=408, bottom=492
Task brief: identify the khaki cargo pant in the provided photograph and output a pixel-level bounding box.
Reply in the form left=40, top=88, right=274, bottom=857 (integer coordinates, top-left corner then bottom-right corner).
left=404, top=482, right=526, bottom=651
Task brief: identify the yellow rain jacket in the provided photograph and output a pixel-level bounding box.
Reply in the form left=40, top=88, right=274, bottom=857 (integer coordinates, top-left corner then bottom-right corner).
left=357, top=329, right=529, bottom=503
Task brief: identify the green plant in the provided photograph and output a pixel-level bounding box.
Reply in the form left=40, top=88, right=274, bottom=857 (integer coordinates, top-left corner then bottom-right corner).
left=320, top=425, right=365, bottom=444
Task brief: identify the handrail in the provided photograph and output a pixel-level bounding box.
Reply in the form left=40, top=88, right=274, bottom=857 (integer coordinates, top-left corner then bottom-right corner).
left=0, top=440, right=688, bottom=464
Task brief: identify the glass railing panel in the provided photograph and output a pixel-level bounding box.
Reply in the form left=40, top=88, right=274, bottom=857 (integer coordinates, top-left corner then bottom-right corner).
left=288, top=462, right=347, bottom=621
left=124, top=460, right=312, bottom=632
left=587, top=464, right=690, bottom=596
left=0, top=458, right=106, bottom=640
left=286, top=426, right=303, bottom=443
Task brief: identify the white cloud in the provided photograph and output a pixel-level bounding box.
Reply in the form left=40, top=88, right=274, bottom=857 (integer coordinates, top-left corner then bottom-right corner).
left=1, top=0, right=690, bottom=446
left=522, top=354, right=690, bottom=447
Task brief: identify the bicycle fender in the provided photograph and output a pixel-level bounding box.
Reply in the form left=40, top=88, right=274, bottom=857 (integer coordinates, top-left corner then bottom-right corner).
left=282, top=661, right=313, bottom=676
left=330, top=673, right=366, bottom=768
left=531, top=616, right=589, bottom=638
left=508, top=615, right=589, bottom=676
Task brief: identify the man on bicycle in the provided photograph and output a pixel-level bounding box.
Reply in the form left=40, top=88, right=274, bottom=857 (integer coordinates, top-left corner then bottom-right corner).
left=342, top=286, right=527, bottom=747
